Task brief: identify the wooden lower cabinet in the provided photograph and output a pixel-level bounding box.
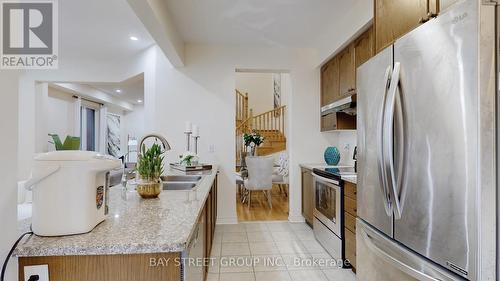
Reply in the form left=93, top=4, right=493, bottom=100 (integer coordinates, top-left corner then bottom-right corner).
left=345, top=229, right=357, bottom=270
left=205, top=175, right=218, bottom=266
left=301, top=168, right=314, bottom=226
left=343, top=181, right=357, bottom=272
left=18, top=253, right=181, bottom=281
left=19, top=175, right=219, bottom=281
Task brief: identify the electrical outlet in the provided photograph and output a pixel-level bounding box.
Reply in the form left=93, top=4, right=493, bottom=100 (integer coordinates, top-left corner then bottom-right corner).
left=24, top=265, right=49, bottom=281
left=209, top=144, right=216, bottom=153
left=344, top=143, right=351, bottom=151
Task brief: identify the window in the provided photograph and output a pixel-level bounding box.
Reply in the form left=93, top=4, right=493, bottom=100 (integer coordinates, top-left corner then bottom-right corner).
left=80, top=101, right=100, bottom=151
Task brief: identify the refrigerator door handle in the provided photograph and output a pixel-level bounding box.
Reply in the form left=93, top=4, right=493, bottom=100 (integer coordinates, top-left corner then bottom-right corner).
left=377, top=65, right=393, bottom=216
left=383, top=62, right=404, bottom=219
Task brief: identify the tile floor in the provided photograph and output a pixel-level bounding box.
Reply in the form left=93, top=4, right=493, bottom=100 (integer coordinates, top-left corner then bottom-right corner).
left=207, top=221, right=356, bottom=281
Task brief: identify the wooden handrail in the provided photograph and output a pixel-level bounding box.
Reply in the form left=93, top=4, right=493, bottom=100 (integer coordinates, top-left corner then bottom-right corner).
left=251, top=105, right=286, bottom=119
left=235, top=105, right=286, bottom=163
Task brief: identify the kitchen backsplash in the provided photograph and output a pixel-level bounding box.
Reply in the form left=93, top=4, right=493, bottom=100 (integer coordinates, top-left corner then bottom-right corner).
left=329, top=131, right=357, bottom=167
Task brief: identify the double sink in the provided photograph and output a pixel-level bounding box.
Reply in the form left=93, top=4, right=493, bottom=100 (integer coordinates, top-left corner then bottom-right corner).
left=160, top=175, right=202, bottom=191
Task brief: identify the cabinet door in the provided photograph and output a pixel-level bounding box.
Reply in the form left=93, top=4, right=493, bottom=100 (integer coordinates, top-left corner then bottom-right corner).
left=338, top=44, right=356, bottom=97
left=321, top=113, right=336, bottom=132
left=354, top=27, right=374, bottom=70
left=301, top=169, right=314, bottom=225
left=321, top=112, right=356, bottom=132
left=320, top=57, right=340, bottom=106
left=374, top=0, right=427, bottom=53
left=205, top=191, right=213, bottom=259
left=429, top=0, right=439, bottom=16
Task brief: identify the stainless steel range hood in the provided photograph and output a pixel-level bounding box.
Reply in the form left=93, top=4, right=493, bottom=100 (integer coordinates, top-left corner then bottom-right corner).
left=321, top=95, right=357, bottom=116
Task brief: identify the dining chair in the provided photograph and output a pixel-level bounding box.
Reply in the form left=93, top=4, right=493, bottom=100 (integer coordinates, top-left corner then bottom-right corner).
left=272, top=153, right=289, bottom=197
left=243, top=156, right=274, bottom=208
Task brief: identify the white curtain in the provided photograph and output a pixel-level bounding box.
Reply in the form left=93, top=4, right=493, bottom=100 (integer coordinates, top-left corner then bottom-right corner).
left=73, top=97, right=81, bottom=138
left=99, top=106, right=107, bottom=154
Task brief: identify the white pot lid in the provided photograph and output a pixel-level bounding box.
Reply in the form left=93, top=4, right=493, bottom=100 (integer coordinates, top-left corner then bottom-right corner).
left=34, top=151, right=116, bottom=162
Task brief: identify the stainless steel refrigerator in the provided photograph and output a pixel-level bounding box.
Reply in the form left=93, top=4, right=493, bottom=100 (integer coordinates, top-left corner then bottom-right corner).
left=356, top=0, right=497, bottom=280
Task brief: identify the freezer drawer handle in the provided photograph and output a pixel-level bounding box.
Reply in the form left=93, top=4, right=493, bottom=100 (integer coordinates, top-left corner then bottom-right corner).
left=362, top=230, right=440, bottom=281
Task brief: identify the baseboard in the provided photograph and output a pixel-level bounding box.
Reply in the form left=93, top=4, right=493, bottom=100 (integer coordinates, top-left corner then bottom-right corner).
left=216, top=217, right=238, bottom=225
left=288, top=215, right=306, bottom=223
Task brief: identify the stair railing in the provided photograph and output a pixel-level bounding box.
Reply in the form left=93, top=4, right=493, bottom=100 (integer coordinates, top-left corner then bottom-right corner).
left=236, top=106, right=286, bottom=163
left=235, top=90, right=249, bottom=122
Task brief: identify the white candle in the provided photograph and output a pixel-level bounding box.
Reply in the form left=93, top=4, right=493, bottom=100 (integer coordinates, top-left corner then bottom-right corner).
left=192, top=125, right=199, bottom=137
left=185, top=121, right=192, bottom=133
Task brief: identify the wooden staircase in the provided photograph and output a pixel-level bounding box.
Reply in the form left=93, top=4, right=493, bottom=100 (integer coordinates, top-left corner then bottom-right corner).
left=252, top=129, right=286, bottom=156
left=236, top=89, right=286, bottom=163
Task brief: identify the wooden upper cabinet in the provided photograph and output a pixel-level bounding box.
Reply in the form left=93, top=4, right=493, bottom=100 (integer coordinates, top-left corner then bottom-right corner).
left=375, top=0, right=427, bottom=53
left=338, top=44, right=355, bottom=97
left=320, top=56, right=340, bottom=106
left=354, top=27, right=374, bottom=70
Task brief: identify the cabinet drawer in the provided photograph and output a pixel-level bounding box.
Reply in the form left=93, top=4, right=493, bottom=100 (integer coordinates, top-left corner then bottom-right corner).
left=344, top=182, right=357, bottom=200
left=345, top=229, right=356, bottom=269
left=344, top=196, right=357, bottom=217
left=344, top=212, right=356, bottom=233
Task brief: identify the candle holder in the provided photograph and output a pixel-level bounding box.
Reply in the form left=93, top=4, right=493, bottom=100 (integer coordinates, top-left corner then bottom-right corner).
left=184, top=131, right=192, bottom=152
left=192, top=136, right=200, bottom=154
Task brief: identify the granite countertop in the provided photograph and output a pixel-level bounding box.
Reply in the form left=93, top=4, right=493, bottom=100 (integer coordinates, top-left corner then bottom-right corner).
left=341, top=175, right=357, bottom=184
left=15, top=166, right=218, bottom=257
left=299, top=163, right=357, bottom=184
left=299, top=163, right=352, bottom=170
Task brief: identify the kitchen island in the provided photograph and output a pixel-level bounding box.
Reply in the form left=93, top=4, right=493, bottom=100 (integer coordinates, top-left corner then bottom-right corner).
left=15, top=167, right=218, bottom=281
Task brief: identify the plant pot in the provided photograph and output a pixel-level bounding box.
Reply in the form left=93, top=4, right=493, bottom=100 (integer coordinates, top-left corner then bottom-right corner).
left=136, top=179, right=162, bottom=199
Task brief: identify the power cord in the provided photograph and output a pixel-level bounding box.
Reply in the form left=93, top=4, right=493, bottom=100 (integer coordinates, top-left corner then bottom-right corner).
left=1, top=231, right=33, bottom=281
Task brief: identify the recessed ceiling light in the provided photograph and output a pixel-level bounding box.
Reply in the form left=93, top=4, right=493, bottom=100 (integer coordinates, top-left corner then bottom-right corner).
left=129, top=36, right=138, bottom=41
left=137, top=99, right=143, bottom=103
left=115, top=89, right=122, bottom=93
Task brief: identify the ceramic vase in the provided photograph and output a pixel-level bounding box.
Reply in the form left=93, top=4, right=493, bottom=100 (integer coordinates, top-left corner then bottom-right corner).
left=324, top=146, right=341, bottom=165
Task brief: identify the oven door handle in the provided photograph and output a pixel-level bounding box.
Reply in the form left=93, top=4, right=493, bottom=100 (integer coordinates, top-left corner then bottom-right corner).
left=312, top=173, right=340, bottom=186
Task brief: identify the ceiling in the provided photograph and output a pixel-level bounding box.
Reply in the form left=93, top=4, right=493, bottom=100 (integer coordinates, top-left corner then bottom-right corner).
left=59, top=0, right=155, bottom=61
left=164, top=0, right=353, bottom=48
left=85, top=74, right=144, bottom=105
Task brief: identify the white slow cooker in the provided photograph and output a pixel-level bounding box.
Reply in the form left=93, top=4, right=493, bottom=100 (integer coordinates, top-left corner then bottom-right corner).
left=24, top=151, right=121, bottom=236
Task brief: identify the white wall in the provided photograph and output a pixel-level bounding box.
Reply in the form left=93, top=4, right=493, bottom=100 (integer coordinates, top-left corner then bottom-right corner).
left=315, top=0, right=373, bottom=66
left=46, top=87, right=77, bottom=151
left=236, top=72, right=274, bottom=116
left=235, top=72, right=290, bottom=117
left=122, top=104, right=145, bottom=162
left=123, top=45, right=336, bottom=223
left=0, top=71, right=20, bottom=281
left=18, top=57, right=138, bottom=180
left=325, top=131, right=357, bottom=166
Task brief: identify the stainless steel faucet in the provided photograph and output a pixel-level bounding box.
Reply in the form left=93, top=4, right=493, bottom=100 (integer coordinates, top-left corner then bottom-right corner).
left=138, top=134, right=172, bottom=152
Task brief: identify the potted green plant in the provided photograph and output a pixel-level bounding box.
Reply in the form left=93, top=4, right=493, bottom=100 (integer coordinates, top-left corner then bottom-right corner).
left=135, top=143, right=164, bottom=198
left=180, top=151, right=199, bottom=166
left=243, top=131, right=265, bottom=156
